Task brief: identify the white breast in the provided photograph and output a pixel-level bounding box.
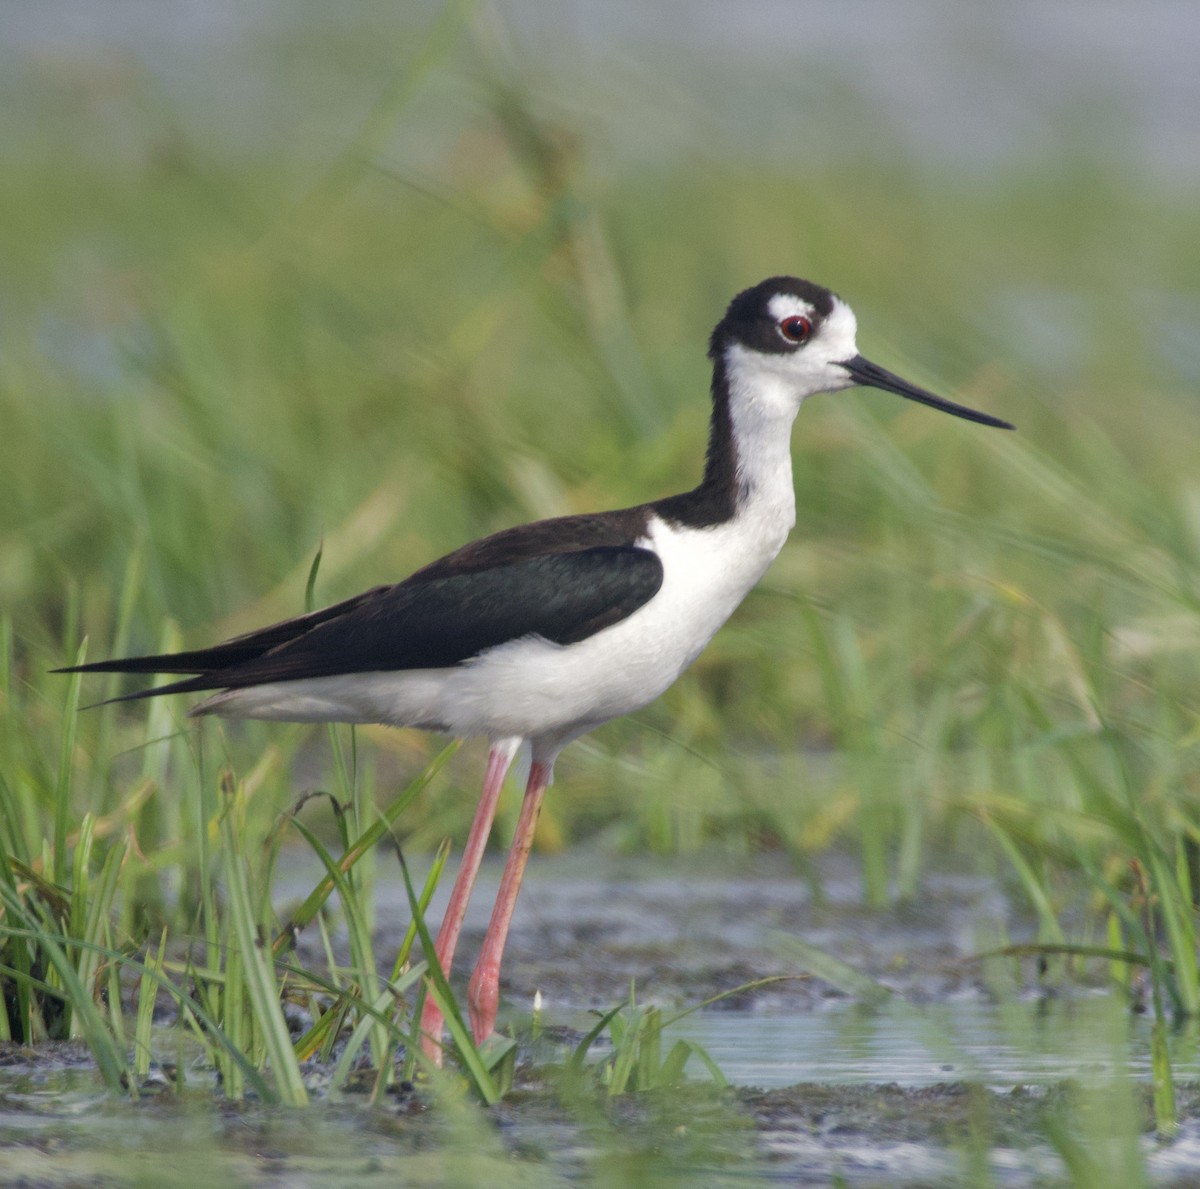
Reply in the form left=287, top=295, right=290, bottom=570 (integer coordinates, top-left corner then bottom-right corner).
left=447, top=507, right=791, bottom=737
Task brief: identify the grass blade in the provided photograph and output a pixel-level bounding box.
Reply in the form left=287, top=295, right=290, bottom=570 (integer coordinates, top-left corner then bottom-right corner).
left=218, top=770, right=307, bottom=1106
left=272, top=741, right=459, bottom=956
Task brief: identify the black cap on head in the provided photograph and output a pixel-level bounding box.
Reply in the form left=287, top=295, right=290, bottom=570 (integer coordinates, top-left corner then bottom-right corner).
left=709, top=276, right=837, bottom=359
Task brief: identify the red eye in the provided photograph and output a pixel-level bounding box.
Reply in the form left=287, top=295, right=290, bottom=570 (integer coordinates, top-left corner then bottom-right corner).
left=779, top=315, right=812, bottom=344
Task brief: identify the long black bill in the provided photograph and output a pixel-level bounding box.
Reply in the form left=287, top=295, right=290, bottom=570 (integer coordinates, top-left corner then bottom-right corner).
left=841, top=354, right=1014, bottom=431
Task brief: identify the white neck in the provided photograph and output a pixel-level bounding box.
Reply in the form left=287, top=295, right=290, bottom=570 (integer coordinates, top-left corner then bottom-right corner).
left=724, top=343, right=806, bottom=539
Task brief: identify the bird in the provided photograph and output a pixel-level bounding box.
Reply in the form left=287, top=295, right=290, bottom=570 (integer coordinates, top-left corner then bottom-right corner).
left=60, top=275, right=1013, bottom=1064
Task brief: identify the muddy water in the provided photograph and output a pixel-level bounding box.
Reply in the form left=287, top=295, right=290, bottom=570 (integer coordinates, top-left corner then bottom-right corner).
left=6, top=850, right=1200, bottom=1186
left=350, top=849, right=1012, bottom=1013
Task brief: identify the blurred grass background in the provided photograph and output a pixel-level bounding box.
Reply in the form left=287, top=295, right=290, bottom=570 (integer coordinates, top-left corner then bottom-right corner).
left=1, top=0, right=1198, bottom=909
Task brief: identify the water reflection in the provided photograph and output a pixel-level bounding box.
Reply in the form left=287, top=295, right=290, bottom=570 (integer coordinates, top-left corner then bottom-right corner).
left=562, top=996, right=1200, bottom=1089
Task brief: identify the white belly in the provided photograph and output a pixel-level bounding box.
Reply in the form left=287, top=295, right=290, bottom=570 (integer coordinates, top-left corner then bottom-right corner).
left=196, top=510, right=791, bottom=747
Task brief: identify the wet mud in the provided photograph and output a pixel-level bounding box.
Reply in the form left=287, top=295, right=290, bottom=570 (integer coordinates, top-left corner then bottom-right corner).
left=336, top=849, right=1018, bottom=1014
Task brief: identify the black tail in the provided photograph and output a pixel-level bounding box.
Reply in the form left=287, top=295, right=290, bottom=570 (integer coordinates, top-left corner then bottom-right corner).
left=53, top=648, right=244, bottom=677
left=54, top=583, right=392, bottom=705
left=53, top=654, right=238, bottom=708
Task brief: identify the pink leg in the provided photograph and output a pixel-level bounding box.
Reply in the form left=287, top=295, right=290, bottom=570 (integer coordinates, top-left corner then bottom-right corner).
left=419, top=740, right=518, bottom=1064
left=467, top=759, right=553, bottom=1044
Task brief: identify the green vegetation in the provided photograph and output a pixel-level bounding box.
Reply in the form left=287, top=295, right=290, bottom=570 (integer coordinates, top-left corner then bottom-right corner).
left=2, top=2, right=1199, bottom=1182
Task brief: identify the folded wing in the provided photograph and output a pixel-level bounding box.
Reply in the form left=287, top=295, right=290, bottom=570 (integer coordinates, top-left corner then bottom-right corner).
left=60, top=545, right=664, bottom=704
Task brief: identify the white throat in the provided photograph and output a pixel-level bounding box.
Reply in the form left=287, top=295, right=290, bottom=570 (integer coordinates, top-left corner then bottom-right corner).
left=722, top=343, right=802, bottom=541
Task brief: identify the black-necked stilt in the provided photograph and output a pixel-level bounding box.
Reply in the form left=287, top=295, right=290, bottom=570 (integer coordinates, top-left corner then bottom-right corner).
left=60, top=276, right=1013, bottom=1062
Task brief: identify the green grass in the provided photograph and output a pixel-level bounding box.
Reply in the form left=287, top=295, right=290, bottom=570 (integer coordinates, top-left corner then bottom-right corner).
left=1, top=2, right=1199, bottom=1176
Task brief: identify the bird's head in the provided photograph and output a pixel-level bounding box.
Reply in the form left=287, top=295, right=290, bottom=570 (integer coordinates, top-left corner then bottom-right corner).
left=710, top=276, right=1013, bottom=430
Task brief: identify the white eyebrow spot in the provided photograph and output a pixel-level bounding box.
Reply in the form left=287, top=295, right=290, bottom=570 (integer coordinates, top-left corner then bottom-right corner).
left=766, top=294, right=817, bottom=323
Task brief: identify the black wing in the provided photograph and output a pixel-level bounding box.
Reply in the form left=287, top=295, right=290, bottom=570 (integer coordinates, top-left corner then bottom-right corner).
left=59, top=545, right=663, bottom=703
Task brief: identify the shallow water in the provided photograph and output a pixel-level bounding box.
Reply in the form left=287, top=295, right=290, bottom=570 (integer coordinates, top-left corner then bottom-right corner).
left=660, top=997, right=1200, bottom=1089
left=350, top=848, right=1016, bottom=1012
left=7, top=852, right=1200, bottom=1185
left=4, top=998, right=1200, bottom=1187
